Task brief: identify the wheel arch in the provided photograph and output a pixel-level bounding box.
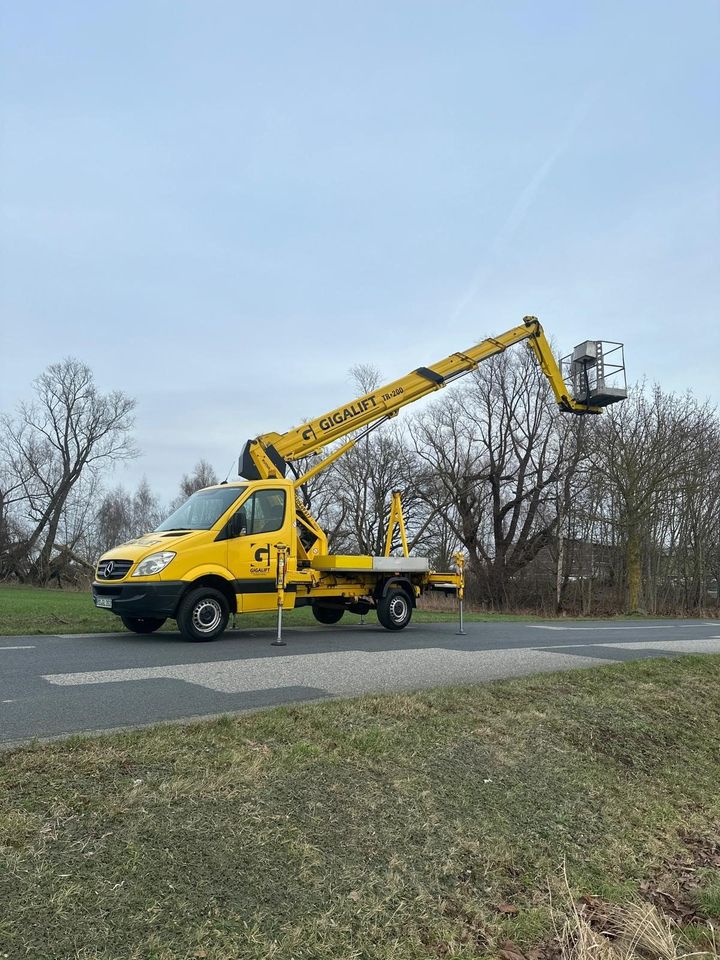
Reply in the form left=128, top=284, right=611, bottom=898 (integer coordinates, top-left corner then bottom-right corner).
left=375, top=576, right=416, bottom=607
left=177, top=574, right=237, bottom=614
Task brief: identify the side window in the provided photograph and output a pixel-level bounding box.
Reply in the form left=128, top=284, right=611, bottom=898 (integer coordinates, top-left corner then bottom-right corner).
left=236, top=489, right=286, bottom=536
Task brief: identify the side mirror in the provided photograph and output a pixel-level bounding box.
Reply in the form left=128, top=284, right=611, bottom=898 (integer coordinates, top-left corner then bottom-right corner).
left=228, top=511, right=247, bottom=538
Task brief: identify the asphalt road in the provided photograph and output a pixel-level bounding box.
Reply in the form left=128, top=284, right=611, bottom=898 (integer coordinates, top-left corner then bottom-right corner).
left=2, top=618, right=720, bottom=748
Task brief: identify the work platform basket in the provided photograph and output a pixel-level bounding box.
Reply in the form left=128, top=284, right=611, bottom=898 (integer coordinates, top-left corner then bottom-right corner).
left=562, top=340, right=627, bottom=408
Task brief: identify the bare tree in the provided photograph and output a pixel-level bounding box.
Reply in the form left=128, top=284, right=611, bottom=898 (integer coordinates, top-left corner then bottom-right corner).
left=411, top=390, right=488, bottom=597
left=93, top=485, right=135, bottom=555
left=589, top=383, right=702, bottom=612
left=307, top=365, right=429, bottom=556
left=133, top=476, right=164, bottom=534
left=411, top=347, right=576, bottom=607
left=629, top=394, right=719, bottom=614
left=290, top=448, right=348, bottom=551
left=0, top=358, right=137, bottom=584
left=0, top=455, right=27, bottom=578
left=326, top=428, right=420, bottom=555
left=89, top=476, right=164, bottom=558
left=175, top=459, right=219, bottom=504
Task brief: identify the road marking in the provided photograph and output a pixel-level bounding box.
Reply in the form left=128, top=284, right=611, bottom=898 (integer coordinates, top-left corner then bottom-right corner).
left=42, top=646, right=611, bottom=695
left=38, top=633, right=720, bottom=698
left=0, top=645, right=35, bottom=650
left=596, top=638, right=720, bottom=651
left=528, top=624, right=715, bottom=632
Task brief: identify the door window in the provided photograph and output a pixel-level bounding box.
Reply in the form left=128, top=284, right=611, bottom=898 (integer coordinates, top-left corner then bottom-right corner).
left=235, top=489, right=286, bottom=536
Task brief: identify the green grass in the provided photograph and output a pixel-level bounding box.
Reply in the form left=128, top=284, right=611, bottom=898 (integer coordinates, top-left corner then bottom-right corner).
left=1, top=656, right=719, bottom=959
left=698, top=877, right=720, bottom=919
left=0, top=584, right=537, bottom=636
left=0, top=584, right=695, bottom=637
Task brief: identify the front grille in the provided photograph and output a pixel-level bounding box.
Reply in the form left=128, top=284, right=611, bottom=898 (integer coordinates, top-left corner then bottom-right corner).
left=96, top=559, right=133, bottom=580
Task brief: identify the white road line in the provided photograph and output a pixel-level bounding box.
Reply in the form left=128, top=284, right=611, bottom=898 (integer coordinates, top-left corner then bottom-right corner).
left=36, top=635, right=720, bottom=697
left=42, top=646, right=612, bottom=695
left=0, top=645, right=36, bottom=650
left=528, top=624, right=715, bottom=632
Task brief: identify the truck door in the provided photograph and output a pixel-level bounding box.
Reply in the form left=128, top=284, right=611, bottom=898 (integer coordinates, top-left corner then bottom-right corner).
left=226, top=488, right=290, bottom=612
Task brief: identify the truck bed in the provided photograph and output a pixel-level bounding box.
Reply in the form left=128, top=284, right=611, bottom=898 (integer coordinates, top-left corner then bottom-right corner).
left=311, top=555, right=430, bottom=574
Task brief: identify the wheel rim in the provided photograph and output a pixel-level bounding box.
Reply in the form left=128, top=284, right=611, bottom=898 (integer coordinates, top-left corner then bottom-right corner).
left=192, top=598, right=222, bottom=634
left=389, top=595, right=408, bottom=623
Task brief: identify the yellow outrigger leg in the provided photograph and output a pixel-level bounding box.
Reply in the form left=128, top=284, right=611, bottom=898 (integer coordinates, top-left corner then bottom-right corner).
left=271, top=542, right=291, bottom=647
left=453, top=552, right=466, bottom=636
left=384, top=491, right=410, bottom=558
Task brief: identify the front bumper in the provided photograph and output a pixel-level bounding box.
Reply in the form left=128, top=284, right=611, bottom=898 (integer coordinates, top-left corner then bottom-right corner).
left=91, top=581, right=186, bottom=619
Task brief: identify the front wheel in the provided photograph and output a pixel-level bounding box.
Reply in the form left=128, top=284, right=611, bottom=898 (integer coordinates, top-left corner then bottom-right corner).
left=376, top=588, right=412, bottom=631
left=176, top=587, right=229, bottom=642
left=121, top=616, right=166, bottom=634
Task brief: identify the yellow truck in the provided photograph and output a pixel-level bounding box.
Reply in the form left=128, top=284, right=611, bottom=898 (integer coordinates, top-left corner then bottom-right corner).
left=92, top=316, right=625, bottom=641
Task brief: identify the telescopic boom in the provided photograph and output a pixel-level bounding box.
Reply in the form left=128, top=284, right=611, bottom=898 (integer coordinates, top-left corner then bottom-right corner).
left=240, top=315, right=625, bottom=483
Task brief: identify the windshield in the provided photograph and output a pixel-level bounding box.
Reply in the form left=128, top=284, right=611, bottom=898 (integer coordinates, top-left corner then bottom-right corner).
left=155, top=486, right=246, bottom=532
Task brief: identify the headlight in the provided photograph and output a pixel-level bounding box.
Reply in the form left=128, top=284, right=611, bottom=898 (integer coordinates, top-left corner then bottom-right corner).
left=132, top=551, right=176, bottom=577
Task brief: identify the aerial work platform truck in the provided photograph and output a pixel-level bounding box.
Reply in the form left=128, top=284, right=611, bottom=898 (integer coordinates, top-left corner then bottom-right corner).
left=92, top=316, right=626, bottom=641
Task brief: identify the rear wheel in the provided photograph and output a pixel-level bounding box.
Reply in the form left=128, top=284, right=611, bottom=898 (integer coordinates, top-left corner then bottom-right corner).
left=121, top=616, right=166, bottom=634
left=312, top=604, right=344, bottom=625
left=177, top=587, right=229, bottom=642
left=377, top=588, right=412, bottom=631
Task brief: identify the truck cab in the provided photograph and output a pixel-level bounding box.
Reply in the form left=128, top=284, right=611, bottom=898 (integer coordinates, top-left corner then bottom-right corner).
left=93, top=479, right=301, bottom=640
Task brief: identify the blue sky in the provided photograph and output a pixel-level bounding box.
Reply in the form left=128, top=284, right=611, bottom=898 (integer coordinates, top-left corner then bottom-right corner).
left=1, top=1, right=718, bottom=502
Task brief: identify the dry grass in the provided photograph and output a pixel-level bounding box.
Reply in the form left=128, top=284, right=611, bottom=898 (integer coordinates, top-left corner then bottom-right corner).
left=560, top=900, right=717, bottom=960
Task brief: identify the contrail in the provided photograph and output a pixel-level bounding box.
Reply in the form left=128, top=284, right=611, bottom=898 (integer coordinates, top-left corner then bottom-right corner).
left=453, top=91, right=597, bottom=322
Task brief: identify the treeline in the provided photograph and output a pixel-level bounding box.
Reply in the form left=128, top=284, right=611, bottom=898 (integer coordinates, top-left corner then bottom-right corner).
left=2, top=354, right=718, bottom=615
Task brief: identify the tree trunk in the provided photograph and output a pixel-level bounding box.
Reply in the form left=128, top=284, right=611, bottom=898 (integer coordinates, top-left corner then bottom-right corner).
left=556, top=495, right=565, bottom=614
left=556, top=532, right=565, bottom=614
left=485, top=555, right=507, bottom=609
left=626, top=524, right=643, bottom=613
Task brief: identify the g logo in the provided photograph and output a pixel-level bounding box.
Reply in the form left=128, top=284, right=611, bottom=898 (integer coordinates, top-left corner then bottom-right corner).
left=254, top=545, right=270, bottom=566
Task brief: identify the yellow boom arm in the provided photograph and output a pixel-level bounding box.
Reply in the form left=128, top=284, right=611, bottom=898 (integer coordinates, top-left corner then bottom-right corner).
left=240, top=316, right=597, bottom=482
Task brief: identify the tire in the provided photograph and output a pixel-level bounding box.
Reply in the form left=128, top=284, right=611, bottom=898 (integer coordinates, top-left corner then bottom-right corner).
left=120, top=616, right=166, bottom=634
left=312, top=604, right=345, bottom=625
left=176, top=587, right=229, bottom=642
left=376, top=588, right=413, bottom=631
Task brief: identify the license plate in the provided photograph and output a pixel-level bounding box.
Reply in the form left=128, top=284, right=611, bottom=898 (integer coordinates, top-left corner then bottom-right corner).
left=95, top=596, right=112, bottom=609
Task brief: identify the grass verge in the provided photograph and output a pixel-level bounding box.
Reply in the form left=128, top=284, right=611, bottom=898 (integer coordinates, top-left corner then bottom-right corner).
left=0, top=584, right=695, bottom=637
left=0, top=584, right=538, bottom=636
left=1, top=656, right=719, bottom=959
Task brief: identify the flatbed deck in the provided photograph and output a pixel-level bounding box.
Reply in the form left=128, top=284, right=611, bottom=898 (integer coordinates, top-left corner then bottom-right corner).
left=311, top=555, right=430, bottom=573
